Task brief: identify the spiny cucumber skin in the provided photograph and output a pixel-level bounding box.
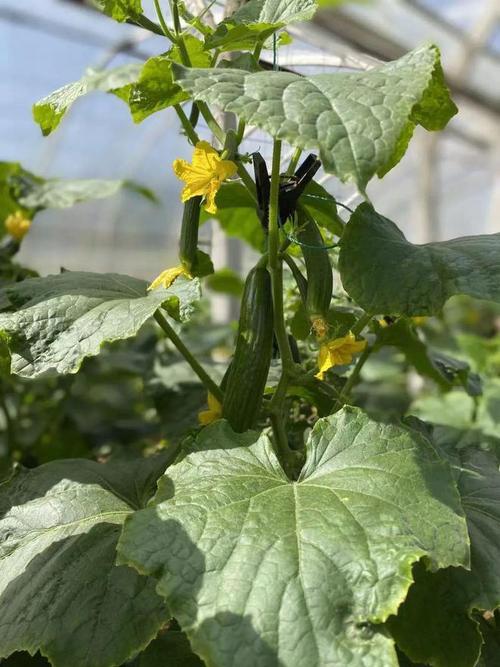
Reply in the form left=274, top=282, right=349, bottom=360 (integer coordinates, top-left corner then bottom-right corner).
left=223, top=266, right=274, bottom=433
left=298, top=216, right=333, bottom=324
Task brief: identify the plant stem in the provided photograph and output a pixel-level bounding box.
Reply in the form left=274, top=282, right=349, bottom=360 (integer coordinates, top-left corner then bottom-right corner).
left=269, top=375, right=296, bottom=476
left=237, top=164, right=257, bottom=199
left=335, top=345, right=373, bottom=410
left=286, top=147, right=302, bottom=176
left=236, top=118, right=246, bottom=144
left=165, top=7, right=226, bottom=149
left=154, top=310, right=224, bottom=403
left=153, top=0, right=177, bottom=41
left=266, top=139, right=297, bottom=471
left=169, top=0, right=182, bottom=34
left=169, top=22, right=227, bottom=146
left=253, top=40, right=264, bottom=63
left=129, top=14, right=165, bottom=36
left=198, top=102, right=226, bottom=144
left=351, top=311, right=372, bottom=336
left=174, top=104, right=200, bottom=144
left=268, top=140, right=294, bottom=372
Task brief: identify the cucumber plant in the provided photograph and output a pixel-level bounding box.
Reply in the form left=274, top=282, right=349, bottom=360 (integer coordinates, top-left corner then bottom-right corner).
left=0, top=1, right=500, bottom=666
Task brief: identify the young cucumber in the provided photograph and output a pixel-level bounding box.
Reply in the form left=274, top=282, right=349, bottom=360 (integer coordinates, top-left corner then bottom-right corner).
left=179, top=196, right=201, bottom=273
left=223, top=264, right=274, bottom=432
left=297, top=211, right=333, bottom=337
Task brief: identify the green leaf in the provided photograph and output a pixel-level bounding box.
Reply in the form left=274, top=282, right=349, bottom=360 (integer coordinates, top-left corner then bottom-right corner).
left=33, top=64, right=142, bottom=135
left=0, top=455, right=172, bottom=667
left=412, top=391, right=475, bottom=432
left=205, top=23, right=279, bottom=51
left=387, top=562, right=482, bottom=667
left=137, top=630, right=203, bottom=667
left=118, top=407, right=468, bottom=667
left=17, top=177, right=153, bottom=209
left=375, top=319, right=481, bottom=395
left=92, top=0, right=142, bottom=21
left=339, top=203, right=500, bottom=316
left=205, top=0, right=317, bottom=50
left=173, top=44, right=456, bottom=190
left=0, top=272, right=200, bottom=377
left=387, top=426, right=500, bottom=667
left=131, top=37, right=209, bottom=121
left=457, top=333, right=500, bottom=376
left=285, top=370, right=342, bottom=416
left=205, top=268, right=244, bottom=296
left=438, top=438, right=500, bottom=610
left=149, top=358, right=226, bottom=443
left=129, top=38, right=211, bottom=123
left=1, top=653, right=50, bottom=666
left=477, top=612, right=500, bottom=667
left=1, top=161, right=155, bottom=220
left=229, top=0, right=318, bottom=25
left=129, top=56, right=187, bottom=123
left=218, top=53, right=261, bottom=72
left=171, top=35, right=213, bottom=68
left=190, top=248, right=214, bottom=279
left=301, top=180, right=343, bottom=236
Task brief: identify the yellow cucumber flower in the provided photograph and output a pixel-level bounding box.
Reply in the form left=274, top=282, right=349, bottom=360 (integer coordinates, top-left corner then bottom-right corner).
left=198, top=392, right=222, bottom=425
left=148, top=264, right=190, bottom=291
left=315, top=331, right=367, bottom=381
left=5, top=211, right=31, bottom=241
left=173, top=141, right=237, bottom=215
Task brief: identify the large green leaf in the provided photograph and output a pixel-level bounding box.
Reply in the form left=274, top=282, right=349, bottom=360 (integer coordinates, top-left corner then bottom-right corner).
left=387, top=428, right=500, bottom=667
left=339, top=203, right=500, bottom=316
left=118, top=408, right=468, bottom=667
left=93, top=0, right=142, bottom=21
left=0, top=272, right=200, bottom=377
left=439, top=439, right=500, bottom=610
left=18, top=177, right=154, bottom=209
left=173, top=45, right=456, bottom=190
left=0, top=455, right=172, bottom=667
left=375, top=319, right=481, bottom=396
left=477, top=612, right=500, bottom=667
left=137, top=630, right=204, bottom=666
left=387, top=562, right=482, bottom=667
left=229, top=0, right=317, bottom=25
left=1, top=161, right=154, bottom=221
left=205, top=0, right=317, bottom=50
left=300, top=181, right=343, bottom=236
left=33, top=64, right=141, bottom=135
left=205, top=268, right=244, bottom=296
left=129, top=38, right=211, bottom=123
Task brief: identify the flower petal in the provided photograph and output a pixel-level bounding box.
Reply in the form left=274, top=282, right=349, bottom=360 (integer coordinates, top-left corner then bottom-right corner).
left=315, top=331, right=366, bottom=380
left=203, top=179, right=220, bottom=215
left=198, top=392, right=222, bottom=425
left=173, top=143, right=237, bottom=209
left=148, top=264, right=189, bottom=291
left=216, top=159, right=238, bottom=181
